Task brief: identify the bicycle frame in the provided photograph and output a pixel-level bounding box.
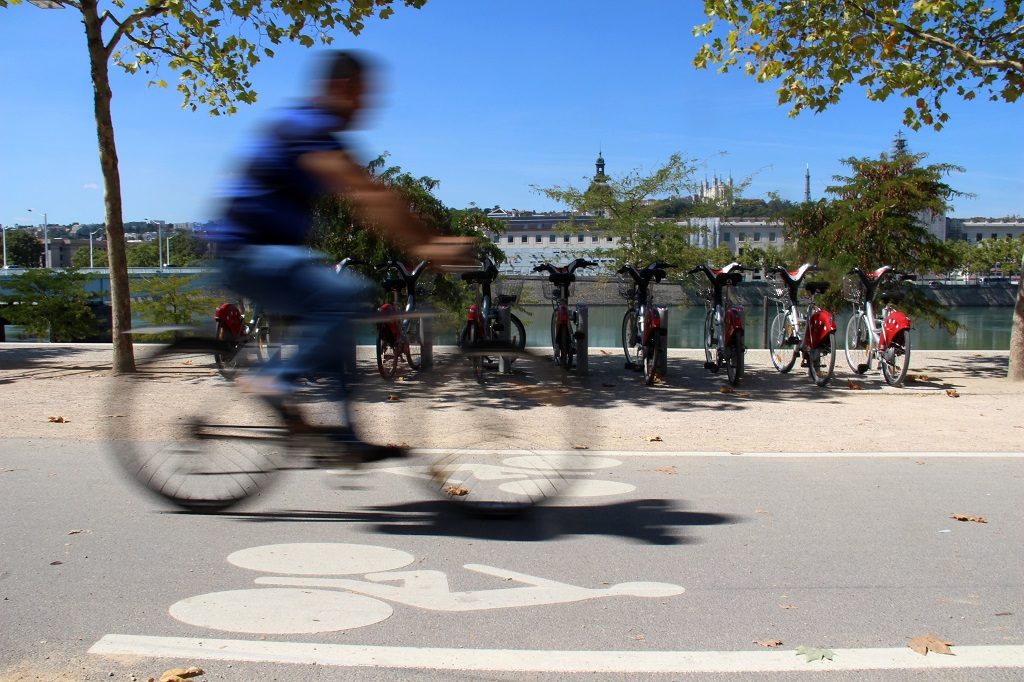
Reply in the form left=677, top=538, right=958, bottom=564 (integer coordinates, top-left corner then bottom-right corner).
left=852, top=266, right=912, bottom=354
left=618, top=261, right=674, bottom=383
left=693, top=263, right=744, bottom=351
left=535, top=258, right=597, bottom=370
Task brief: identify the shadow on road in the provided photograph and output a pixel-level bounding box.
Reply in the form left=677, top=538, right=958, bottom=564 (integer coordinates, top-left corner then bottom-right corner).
left=218, top=498, right=739, bottom=546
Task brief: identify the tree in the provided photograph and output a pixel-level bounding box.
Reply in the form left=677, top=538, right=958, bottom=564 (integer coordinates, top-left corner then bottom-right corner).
left=533, top=154, right=705, bottom=269
left=2, top=0, right=427, bottom=373
left=4, top=230, right=44, bottom=268
left=785, top=150, right=962, bottom=329
left=71, top=245, right=107, bottom=268
left=132, top=275, right=220, bottom=340
left=694, top=1, right=1023, bottom=131
left=1, top=269, right=96, bottom=341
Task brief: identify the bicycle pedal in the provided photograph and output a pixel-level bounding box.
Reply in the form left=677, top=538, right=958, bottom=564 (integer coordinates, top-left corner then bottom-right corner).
left=856, top=363, right=870, bottom=374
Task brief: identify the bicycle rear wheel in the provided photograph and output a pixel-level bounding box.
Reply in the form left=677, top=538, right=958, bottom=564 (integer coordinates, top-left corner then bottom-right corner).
left=703, top=309, right=719, bottom=373
left=845, top=313, right=871, bottom=374
left=768, top=311, right=798, bottom=373
left=725, top=330, right=744, bottom=386
left=404, top=318, right=422, bottom=371
left=554, top=324, right=573, bottom=370
left=881, top=329, right=911, bottom=386
left=376, top=328, right=399, bottom=379
left=108, top=338, right=285, bottom=512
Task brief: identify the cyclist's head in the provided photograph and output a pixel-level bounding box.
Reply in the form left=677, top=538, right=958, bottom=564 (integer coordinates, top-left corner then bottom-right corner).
left=318, top=50, right=380, bottom=126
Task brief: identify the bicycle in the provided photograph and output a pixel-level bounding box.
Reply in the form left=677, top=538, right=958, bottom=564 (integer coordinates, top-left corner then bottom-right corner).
left=458, top=255, right=526, bottom=382
left=618, top=261, right=676, bottom=385
left=765, top=264, right=838, bottom=387
left=212, top=300, right=269, bottom=378
left=108, top=335, right=578, bottom=515
left=374, top=259, right=429, bottom=379
left=843, top=265, right=914, bottom=386
left=690, top=262, right=746, bottom=386
left=533, top=258, right=598, bottom=371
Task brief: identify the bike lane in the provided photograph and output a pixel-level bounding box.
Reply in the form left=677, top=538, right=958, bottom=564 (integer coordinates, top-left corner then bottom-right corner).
left=3, top=441, right=1024, bottom=679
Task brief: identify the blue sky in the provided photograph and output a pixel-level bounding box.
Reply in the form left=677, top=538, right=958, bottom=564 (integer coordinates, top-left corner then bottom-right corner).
left=1, top=0, right=1021, bottom=227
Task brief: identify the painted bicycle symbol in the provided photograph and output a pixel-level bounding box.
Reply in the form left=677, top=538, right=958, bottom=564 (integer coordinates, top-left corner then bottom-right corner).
left=169, top=542, right=685, bottom=635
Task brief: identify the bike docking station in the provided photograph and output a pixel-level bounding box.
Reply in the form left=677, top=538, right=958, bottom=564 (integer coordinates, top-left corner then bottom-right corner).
left=495, top=305, right=515, bottom=374
left=574, top=303, right=589, bottom=374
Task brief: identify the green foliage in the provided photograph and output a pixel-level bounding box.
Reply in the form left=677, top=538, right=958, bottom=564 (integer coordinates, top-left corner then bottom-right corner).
left=694, top=1, right=1023, bottom=130
left=0, top=0, right=429, bottom=116
left=1, top=268, right=96, bottom=342
left=4, top=230, right=44, bottom=267
left=951, top=236, right=1024, bottom=276
left=71, top=245, right=108, bottom=268
left=785, top=151, right=964, bottom=330
left=132, top=275, right=221, bottom=339
left=533, top=153, right=705, bottom=269
left=307, top=154, right=502, bottom=313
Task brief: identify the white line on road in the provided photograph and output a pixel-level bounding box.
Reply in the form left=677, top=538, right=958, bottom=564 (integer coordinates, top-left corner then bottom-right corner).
left=90, top=635, right=1024, bottom=673
left=411, top=448, right=1024, bottom=459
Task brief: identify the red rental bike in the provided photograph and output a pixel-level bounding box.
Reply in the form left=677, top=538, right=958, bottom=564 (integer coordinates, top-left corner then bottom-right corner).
left=843, top=265, right=914, bottom=386
left=765, top=263, right=838, bottom=387
left=690, top=262, right=746, bottom=386
left=375, top=259, right=429, bottom=379
left=533, top=258, right=598, bottom=371
left=618, top=261, right=676, bottom=385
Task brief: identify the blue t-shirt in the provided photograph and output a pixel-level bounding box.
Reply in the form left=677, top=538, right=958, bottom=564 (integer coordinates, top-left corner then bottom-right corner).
left=213, top=103, right=346, bottom=246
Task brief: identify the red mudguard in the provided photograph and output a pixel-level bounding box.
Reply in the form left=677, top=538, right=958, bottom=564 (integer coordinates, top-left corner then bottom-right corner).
left=213, top=302, right=244, bottom=338
left=805, top=309, right=837, bottom=350
left=881, top=310, right=911, bottom=348
left=723, top=306, right=744, bottom=345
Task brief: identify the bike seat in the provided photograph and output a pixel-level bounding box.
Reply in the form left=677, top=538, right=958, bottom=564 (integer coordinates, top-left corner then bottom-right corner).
left=381, top=278, right=406, bottom=292
left=879, top=290, right=904, bottom=304
left=805, top=281, right=829, bottom=296
left=718, top=271, right=742, bottom=287
left=496, top=294, right=518, bottom=305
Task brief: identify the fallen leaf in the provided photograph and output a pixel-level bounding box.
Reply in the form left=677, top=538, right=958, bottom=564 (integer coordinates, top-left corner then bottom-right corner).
left=600, top=350, right=611, bottom=355
left=719, top=385, right=733, bottom=394
left=847, top=380, right=863, bottom=390
left=386, top=394, right=401, bottom=402
left=159, top=667, right=205, bottom=682
left=779, top=603, right=796, bottom=610
left=908, top=373, right=931, bottom=382
left=645, top=435, right=663, bottom=442
left=951, top=513, right=987, bottom=523
left=755, top=508, right=769, bottom=514
left=67, top=529, right=92, bottom=536
left=49, top=561, right=63, bottom=566
left=915, top=460, right=926, bottom=465
left=755, top=639, right=784, bottom=648
left=995, top=612, right=1013, bottom=616
left=48, top=416, right=68, bottom=423
left=182, top=359, right=193, bottom=366
left=795, top=646, right=835, bottom=663
left=945, top=389, right=960, bottom=398
left=909, top=634, right=954, bottom=656
left=655, top=466, right=677, bottom=475
left=631, top=634, right=646, bottom=641
left=445, top=486, right=470, bottom=497
left=572, top=444, right=589, bottom=450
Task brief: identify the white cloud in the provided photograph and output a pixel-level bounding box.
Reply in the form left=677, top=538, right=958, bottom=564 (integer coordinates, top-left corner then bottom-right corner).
left=82, top=183, right=99, bottom=191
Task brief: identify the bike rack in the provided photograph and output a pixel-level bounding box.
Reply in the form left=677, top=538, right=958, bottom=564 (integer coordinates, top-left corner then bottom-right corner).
left=496, top=306, right=513, bottom=374
left=575, top=303, right=589, bottom=374
left=655, top=306, right=669, bottom=377
left=421, top=305, right=433, bottom=370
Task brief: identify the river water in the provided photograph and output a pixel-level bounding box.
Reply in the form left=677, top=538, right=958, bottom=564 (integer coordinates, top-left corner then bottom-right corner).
left=509, top=304, right=1014, bottom=351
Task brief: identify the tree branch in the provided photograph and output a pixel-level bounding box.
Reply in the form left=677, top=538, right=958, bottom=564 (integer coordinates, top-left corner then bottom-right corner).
left=104, top=2, right=170, bottom=57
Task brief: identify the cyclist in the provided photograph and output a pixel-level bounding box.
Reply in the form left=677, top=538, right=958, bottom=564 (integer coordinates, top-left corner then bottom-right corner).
left=209, top=50, right=471, bottom=461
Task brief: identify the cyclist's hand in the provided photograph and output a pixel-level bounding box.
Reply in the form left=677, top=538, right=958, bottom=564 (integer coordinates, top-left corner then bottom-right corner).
left=412, top=236, right=477, bottom=271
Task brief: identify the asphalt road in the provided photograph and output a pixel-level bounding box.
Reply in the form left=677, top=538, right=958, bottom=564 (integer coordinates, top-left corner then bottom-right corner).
left=2, top=438, right=1022, bottom=681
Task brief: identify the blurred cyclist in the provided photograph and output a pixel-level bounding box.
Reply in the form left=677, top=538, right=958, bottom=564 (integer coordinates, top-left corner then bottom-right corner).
left=210, top=50, right=470, bottom=461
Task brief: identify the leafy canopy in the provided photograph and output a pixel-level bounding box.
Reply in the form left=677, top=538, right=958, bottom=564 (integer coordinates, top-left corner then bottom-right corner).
left=0, top=0, right=428, bottom=115
left=1, top=268, right=97, bottom=341
left=694, top=1, right=1023, bottom=130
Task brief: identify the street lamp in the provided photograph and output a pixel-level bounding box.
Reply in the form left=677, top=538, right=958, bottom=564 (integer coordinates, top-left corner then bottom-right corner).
left=147, top=218, right=162, bottom=271
left=2, top=224, right=12, bottom=269
left=165, top=233, right=178, bottom=268
left=89, top=229, right=103, bottom=268
left=27, top=209, right=48, bottom=268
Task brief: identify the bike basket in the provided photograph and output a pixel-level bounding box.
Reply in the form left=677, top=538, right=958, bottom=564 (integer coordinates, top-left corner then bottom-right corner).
left=542, top=279, right=574, bottom=303
left=841, top=275, right=864, bottom=304
left=493, top=277, right=525, bottom=303
left=770, top=282, right=788, bottom=303
left=617, top=278, right=637, bottom=302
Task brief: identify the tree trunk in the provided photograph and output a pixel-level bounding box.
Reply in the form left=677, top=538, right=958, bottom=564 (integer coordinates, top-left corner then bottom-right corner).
left=82, top=2, right=135, bottom=373
left=1009, top=259, right=1024, bottom=380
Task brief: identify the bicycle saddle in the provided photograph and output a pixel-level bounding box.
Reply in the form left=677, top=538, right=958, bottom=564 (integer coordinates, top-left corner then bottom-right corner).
left=547, top=272, right=576, bottom=285
left=774, top=263, right=815, bottom=284
left=805, top=281, right=829, bottom=296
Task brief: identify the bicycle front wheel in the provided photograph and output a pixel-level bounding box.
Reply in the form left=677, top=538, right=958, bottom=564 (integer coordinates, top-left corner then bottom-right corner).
left=768, top=311, right=799, bottom=373
left=108, top=339, right=285, bottom=512
left=621, top=310, right=640, bottom=368
left=844, top=313, right=872, bottom=374
left=881, top=329, right=912, bottom=387
left=808, top=332, right=836, bottom=387
left=554, top=324, right=573, bottom=370
left=643, top=337, right=657, bottom=385
left=404, top=318, right=422, bottom=371
left=703, top=309, right=718, bottom=372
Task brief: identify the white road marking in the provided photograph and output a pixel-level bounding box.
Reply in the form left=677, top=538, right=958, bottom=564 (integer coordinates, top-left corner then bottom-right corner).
left=228, top=543, right=414, bottom=575
left=411, top=449, right=1024, bottom=459
left=90, top=636, right=1024, bottom=673
left=169, top=588, right=392, bottom=635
